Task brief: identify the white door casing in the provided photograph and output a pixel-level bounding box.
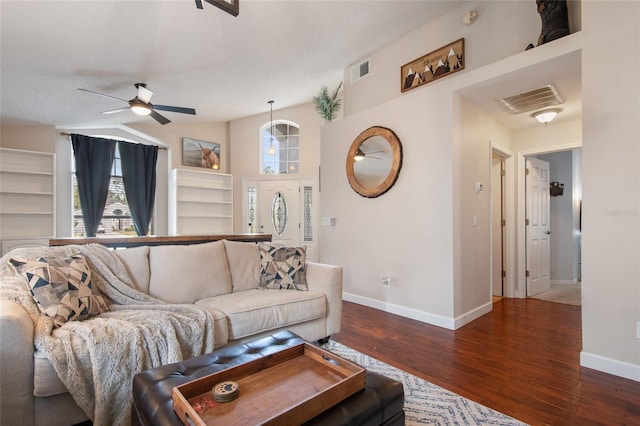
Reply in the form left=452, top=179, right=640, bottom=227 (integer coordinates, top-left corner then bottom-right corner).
left=491, top=154, right=505, bottom=296
left=526, top=157, right=551, bottom=296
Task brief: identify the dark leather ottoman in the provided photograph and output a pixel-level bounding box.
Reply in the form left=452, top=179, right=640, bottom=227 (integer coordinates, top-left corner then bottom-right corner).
left=132, top=330, right=405, bottom=425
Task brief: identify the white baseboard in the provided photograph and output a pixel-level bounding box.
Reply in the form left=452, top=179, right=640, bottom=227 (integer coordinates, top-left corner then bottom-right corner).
left=551, top=279, right=580, bottom=285
left=580, top=351, right=640, bottom=382
left=454, top=301, right=493, bottom=329
left=343, top=292, right=456, bottom=330
left=343, top=293, right=493, bottom=331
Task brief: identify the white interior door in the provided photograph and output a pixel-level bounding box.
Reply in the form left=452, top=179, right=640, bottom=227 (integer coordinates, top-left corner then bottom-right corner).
left=526, top=157, right=551, bottom=296
left=259, top=180, right=300, bottom=246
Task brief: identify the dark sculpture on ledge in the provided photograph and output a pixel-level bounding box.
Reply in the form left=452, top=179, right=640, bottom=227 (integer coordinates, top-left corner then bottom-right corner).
left=526, top=0, right=571, bottom=50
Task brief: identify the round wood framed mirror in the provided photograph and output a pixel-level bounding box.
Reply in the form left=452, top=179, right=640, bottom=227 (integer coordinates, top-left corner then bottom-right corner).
left=346, top=126, right=403, bottom=198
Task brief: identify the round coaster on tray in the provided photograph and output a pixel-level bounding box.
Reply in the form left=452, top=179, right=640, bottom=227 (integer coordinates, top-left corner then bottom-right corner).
left=212, top=381, right=239, bottom=403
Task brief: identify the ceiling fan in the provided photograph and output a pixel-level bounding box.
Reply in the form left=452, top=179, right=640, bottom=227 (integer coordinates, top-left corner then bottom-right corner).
left=354, top=148, right=385, bottom=161
left=78, top=83, right=196, bottom=125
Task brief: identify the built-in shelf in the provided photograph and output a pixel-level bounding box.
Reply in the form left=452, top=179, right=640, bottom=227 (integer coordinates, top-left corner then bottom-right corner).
left=0, top=148, right=56, bottom=240
left=169, top=169, right=233, bottom=235
left=0, top=191, right=54, bottom=196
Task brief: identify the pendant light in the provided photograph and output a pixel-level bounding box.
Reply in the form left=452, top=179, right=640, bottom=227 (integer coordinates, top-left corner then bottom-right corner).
left=268, top=100, right=276, bottom=155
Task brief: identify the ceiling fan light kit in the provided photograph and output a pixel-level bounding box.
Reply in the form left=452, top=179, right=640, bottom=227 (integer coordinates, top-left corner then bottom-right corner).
left=78, top=83, right=196, bottom=125
left=130, top=100, right=152, bottom=116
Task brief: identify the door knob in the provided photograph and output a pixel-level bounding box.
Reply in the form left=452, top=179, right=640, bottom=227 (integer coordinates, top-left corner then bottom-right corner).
left=546, top=231, right=551, bottom=235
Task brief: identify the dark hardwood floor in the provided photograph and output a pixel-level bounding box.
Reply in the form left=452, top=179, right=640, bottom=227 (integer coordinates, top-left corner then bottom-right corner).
left=332, top=299, right=640, bottom=425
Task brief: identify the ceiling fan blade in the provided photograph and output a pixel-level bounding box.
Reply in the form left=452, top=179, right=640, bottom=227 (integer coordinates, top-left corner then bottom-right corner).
left=153, top=104, right=196, bottom=115
left=78, top=88, right=127, bottom=103
left=101, top=107, right=130, bottom=115
left=136, top=84, right=154, bottom=103
left=150, top=110, right=171, bottom=125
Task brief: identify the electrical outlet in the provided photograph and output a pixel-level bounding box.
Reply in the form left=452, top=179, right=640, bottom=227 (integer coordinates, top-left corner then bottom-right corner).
left=382, top=276, right=390, bottom=288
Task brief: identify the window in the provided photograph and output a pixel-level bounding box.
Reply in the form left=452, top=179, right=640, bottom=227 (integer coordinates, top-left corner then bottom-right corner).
left=72, top=141, right=155, bottom=237
left=261, top=121, right=300, bottom=174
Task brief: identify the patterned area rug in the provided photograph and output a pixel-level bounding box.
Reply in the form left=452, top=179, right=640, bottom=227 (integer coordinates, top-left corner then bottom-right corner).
left=323, top=341, right=527, bottom=425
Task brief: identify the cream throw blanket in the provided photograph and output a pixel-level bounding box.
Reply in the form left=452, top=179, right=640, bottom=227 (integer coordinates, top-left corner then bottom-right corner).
left=0, top=244, right=215, bottom=426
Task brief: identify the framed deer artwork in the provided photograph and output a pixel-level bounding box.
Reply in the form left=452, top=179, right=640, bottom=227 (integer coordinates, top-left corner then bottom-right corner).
left=182, top=137, right=221, bottom=170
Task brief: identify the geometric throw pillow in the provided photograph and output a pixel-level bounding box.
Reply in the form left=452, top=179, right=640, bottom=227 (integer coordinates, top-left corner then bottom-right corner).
left=8, top=254, right=109, bottom=327
left=258, top=244, right=307, bottom=291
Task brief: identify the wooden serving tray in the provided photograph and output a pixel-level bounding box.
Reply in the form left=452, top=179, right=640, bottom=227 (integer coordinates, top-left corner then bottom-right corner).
left=172, top=342, right=365, bottom=426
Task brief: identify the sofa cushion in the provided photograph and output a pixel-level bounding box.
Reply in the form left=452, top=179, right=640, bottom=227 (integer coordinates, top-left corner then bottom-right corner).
left=34, top=349, right=67, bottom=397
left=114, top=246, right=150, bottom=293
left=259, top=244, right=308, bottom=290
left=8, top=254, right=109, bottom=327
left=188, top=306, right=229, bottom=348
left=148, top=241, right=232, bottom=304
left=223, top=240, right=261, bottom=292
left=195, top=289, right=326, bottom=340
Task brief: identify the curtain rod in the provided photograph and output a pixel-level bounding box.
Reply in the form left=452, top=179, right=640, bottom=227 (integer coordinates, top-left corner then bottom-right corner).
left=59, top=132, right=168, bottom=150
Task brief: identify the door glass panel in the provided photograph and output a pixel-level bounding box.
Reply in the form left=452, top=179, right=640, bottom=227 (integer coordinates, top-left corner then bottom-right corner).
left=271, top=191, right=288, bottom=237
left=247, top=186, right=257, bottom=233
left=304, top=186, right=313, bottom=242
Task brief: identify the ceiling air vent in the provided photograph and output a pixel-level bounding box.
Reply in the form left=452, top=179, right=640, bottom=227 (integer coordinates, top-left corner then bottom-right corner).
left=350, top=59, right=370, bottom=83
left=500, top=85, right=563, bottom=114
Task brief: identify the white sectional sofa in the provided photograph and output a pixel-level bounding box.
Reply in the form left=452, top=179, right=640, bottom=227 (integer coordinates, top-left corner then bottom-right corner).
left=0, top=239, right=343, bottom=426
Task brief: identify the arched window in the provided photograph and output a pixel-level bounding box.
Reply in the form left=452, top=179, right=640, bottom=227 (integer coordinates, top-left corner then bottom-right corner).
left=261, top=120, right=299, bottom=174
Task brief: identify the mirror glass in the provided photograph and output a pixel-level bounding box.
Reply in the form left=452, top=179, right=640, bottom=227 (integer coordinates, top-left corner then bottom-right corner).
left=352, top=135, right=393, bottom=188
left=346, top=126, right=403, bottom=198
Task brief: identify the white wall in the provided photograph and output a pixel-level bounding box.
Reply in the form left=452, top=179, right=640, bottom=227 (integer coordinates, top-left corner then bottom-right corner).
left=321, top=84, right=456, bottom=325
left=0, top=125, right=56, bottom=152
left=580, top=1, right=640, bottom=380
left=128, top=122, right=228, bottom=173
left=343, top=1, right=541, bottom=117
left=453, top=95, right=512, bottom=320
left=322, top=1, right=581, bottom=329
left=228, top=102, right=324, bottom=233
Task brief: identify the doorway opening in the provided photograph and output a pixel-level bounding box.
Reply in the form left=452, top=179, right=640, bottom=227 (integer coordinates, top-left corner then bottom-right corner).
left=491, top=151, right=507, bottom=299
left=520, top=148, right=582, bottom=305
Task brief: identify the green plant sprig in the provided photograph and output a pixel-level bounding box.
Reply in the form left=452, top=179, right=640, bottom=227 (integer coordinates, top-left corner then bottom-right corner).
left=313, top=82, right=343, bottom=122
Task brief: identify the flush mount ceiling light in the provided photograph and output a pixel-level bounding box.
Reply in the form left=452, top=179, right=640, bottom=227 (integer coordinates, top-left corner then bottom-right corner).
left=532, top=108, right=561, bottom=124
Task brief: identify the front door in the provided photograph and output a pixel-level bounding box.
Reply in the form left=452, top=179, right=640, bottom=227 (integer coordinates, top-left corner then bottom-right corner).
left=526, top=157, right=551, bottom=296
left=259, top=180, right=300, bottom=247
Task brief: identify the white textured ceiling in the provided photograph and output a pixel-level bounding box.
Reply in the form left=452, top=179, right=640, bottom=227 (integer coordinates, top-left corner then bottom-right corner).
left=0, top=0, right=464, bottom=128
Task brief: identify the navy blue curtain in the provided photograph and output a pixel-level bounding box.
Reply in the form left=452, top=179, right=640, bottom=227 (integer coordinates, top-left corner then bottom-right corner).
left=71, top=134, right=116, bottom=237
left=118, top=141, right=158, bottom=236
